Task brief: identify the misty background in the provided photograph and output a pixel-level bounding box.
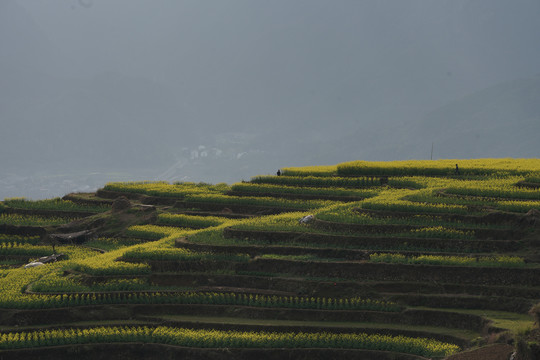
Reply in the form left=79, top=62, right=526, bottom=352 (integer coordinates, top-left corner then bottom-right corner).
left=1, top=0, right=540, bottom=200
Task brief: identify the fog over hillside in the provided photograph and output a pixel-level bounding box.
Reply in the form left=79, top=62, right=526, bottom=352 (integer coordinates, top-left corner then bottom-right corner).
left=1, top=0, right=540, bottom=199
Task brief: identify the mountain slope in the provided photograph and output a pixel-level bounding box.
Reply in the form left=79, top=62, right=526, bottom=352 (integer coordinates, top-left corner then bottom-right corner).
left=323, top=75, right=540, bottom=162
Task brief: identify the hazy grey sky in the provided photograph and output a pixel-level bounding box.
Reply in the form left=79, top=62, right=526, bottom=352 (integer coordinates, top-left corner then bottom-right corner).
left=15, top=1, right=540, bottom=87
left=2, top=0, right=540, bottom=198
left=8, top=1, right=538, bottom=136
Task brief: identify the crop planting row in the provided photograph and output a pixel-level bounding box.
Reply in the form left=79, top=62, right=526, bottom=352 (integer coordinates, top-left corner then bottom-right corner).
left=315, top=204, right=511, bottom=231
left=235, top=258, right=540, bottom=287
left=122, top=247, right=249, bottom=263
left=0, top=213, right=76, bottom=226
left=250, top=175, right=420, bottom=189
left=234, top=220, right=480, bottom=240
left=404, top=191, right=540, bottom=214
left=369, top=253, right=527, bottom=267
left=360, top=198, right=473, bottom=215
left=0, top=235, right=40, bottom=245
left=84, top=237, right=146, bottom=252
left=220, top=227, right=519, bottom=253
left=0, top=243, right=55, bottom=258
left=417, top=176, right=539, bottom=200
left=353, top=187, right=540, bottom=216
left=2, top=198, right=110, bottom=213
left=445, top=185, right=540, bottom=200
left=102, top=181, right=228, bottom=198
left=524, top=175, right=540, bottom=184
left=156, top=213, right=229, bottom=229
left=70, top=260, right=152, bottom=276
left=230, top=182, right=379, bottom=200
left=250, top=252, right=529, bottom=268
left=183, top=194, right=333, bottom=211
left=279, top=165, right=338, bottom=177
left=30, top=276, right=149, bottom=293
left=336, top=159, right=540, bottom=177
left=180, top=236, right=521, bottom=263
left=22, top=288, right=402, bottom=312
left=0, top=326, right=460, bottom=357
left=125, top=225, right=185, bottom=240
left=249, top=211, right=505, bottom=240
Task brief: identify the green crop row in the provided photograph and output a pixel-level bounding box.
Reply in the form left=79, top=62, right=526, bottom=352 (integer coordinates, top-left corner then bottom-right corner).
left=369, top=253, right=526, bottom=267
left=31, top=276, right=148, bottom=293
left=258, top=254, right=339, bottom=262
left=316, top=203, right=506, bottom=230
left=230, top=209, right=483, bottom=238
left=0, top=325, right=460, bottom=357
left=0, top=213, right=76, bottom=226
left=0, top=243, right=54, bottom=257
left=250, top=175, right=389, bottom=188
left=156, top=213, right=228, bottom=228
left=0, top=235, right=41, bottom=246
left=228, top=212, right=321, bottom=234
left=230, top=182, right=380, bottom=199
left=524, top=175, right=540, bottom=184
left=184, top=194, right=333, bottom=210
left=358, top=189, right=476, bottom=215
left=3, top=198, right=109, bottom=213
left=361, top=200, right=471, bottom=215
left=69, top=260, right=151, bottom=276
left=279, top=165, right=338, bottom=177
left=22, top=287, right=403, bottom=312
left=125, top=225, right=185, bottom=239
left=404, top=191, right=492, bottom=207
left=188, top=227, right=469, bottom=253
left=336, top=159, right=540, bottom=177
left=404, top=191, right=540, bottom=214
left=404, top=226, right=474, bottom=240
left=84, top=237, right=146, bottom=252
left=102, top=181, right=229, bottom=198
left=122, top=247, right=250, bottom=263
left=167, top=292, right=403, bottom=311
left=445, top=186, right=540, bottom=201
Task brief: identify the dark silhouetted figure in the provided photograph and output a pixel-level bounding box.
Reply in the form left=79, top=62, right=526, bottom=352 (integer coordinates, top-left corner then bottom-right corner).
left=455, top=164, right=460, bottom=175
left=277, top=169, right=281, bottom=176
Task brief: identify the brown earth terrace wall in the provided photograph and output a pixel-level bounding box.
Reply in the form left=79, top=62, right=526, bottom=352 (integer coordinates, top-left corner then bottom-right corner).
left=227, top=190, right=366, bottom=202
left=140, top=258, right=540, bottom=287
left=234, top=258, right=540, bottom=287
left=0, top=304, right=488, bottom=332
left=354, top=208, right=528, bottom=226
left=312, top=218, right=525, bottom=240
left=177, top=238, right=520, bottom=262
left=146, top=273, right=540, bottom=299
left=96, top=190, right=178, bottom=206
left=2, top=207, right=96, bottom=218
left=177, top=201, right=304, bottom=215
left=222, top=228, right=520, bottom=253
left=0, top=224, right=46, bottom=237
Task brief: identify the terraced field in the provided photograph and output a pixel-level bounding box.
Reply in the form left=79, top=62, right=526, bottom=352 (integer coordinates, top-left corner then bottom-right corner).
left=0, top=159, right=539, bottom=360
